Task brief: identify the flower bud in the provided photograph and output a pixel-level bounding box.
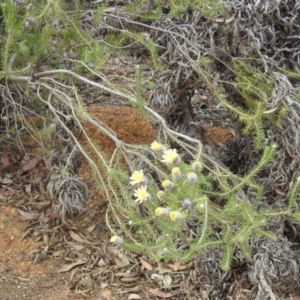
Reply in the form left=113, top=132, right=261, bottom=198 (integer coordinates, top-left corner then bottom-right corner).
left=155, top=207, right=169, bottom=217
left=110, top=236, right=123, bottom=246
left=52, top=19, right=59, bottom=28
left=162, top=179, right=174, bottom=191
left=13, top=0, right=24, bottom=7
left=196, top=195, right=208, bottom=212
left=181, top=198, right=195, bottom=211
left=169, top=211, right=183, bottom=222
left=187, top=172, right=198, bottom=183
left=150, top=141, right=166, bottom=154
left=171, top=167, right=182, bottom=180
left=192, top=161, right=202, bottom=172
left=157, top=190, right=165, bottom=199
left=24, top=17, right=36, bottom=28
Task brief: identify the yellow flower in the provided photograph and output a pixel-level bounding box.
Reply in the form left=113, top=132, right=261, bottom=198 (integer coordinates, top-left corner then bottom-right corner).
left=150, top=141, right=165, bottom=153
left=162, top=179, right=174, bottom=190
left=130, top=170, right=147, bottom=186
left=169, top=211, right=183, bottom=222
left=155, top=207, right=169, bottom=217
left=157, top=190, right=165, bottom=199
left=162, top=149, right=181, bottom=166
left=134, top=186, right=151, bottom=204
left=192, top=161, right=202, bottom=172
left=110, top=236, right=123, bottom=245
left=171, top=167, right=181, bottom=180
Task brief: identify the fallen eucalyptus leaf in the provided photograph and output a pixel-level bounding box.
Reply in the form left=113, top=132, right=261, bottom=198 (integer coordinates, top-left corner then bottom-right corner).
left=57, top=260, right=86, bottom=273
left=106, top=246, right=123, bottom=259
left=86, top=224, right=96, bottom=232
left=140, top=258, right=152, bottom=271
left=17, top=209, right=39, bottom=220
left=21, top=157, right=40, bottom=173
left=128, top=294, right=141, bottom=299
left=113, top=257, right=127, bottom=268
left=148, top=288, right=173, bottom=298
left=69, top=230, right=86, bottom=243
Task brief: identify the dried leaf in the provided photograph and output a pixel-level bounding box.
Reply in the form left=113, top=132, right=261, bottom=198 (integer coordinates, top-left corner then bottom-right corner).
left=17, top=209, right=39, bottom=220
left=6, top=186, right=15, bottom=193
left=25, top=184, right=32, bottom=194
left=1, top=178, right=13, bottom=184
left=168, top=262, right=181, bottom=271
left=0, top=162, right=20, bottom=176
left=52, top=250, right=64, bottom=257
left=43, top=232, right=49, bottom=246
left=86, top=224, right=96, bottom=232
left=113, top=257, right=127, bottom=268
left=74, top=244, right=85, bottom=251
left=1, top=155, right=10, bottom=167
left=140, top=258, right=152, bottom=271
left=65, top=240, right=85, bottom=251
left=148, top=288, right=173, bottom=298
left=106, top=246, right=123, bottom=259
left=128, top=294, right=141, bottom=299
left=69, top=230, right=86, bottom=243
left=57, top=260, right=86, bottom=273
left=21, top=157, right=40, bottom=173
left=168, top=261, right=193, bottom=271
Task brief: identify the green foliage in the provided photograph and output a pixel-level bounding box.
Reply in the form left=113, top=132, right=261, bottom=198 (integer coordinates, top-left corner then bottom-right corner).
left=151, top=0, right=225, bottom=19
left=108, top=142, right=297, bottom=271
left=208, top=59, right=289, bottom=149
left=0, top=0, right=106, bottom=80
left=1, top=0, right=297, bottom=276
left=126, top=0, right=224, bottom=23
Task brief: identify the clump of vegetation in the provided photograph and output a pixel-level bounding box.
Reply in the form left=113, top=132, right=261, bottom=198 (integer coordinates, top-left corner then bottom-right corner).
left=108, top=140, right=300, bottom=271
left=1, top=0, right=300, bottom=298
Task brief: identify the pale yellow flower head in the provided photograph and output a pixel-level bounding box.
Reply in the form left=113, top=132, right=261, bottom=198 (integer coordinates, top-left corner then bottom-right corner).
left=161, top=149, right=181, bottom=166
left=192, top=161, right=202, bottom=172
left=169, top=211, right=183, bottom=222
left=162, top=179, right=174, bottom=191
left=134, top=186, right=151, bottom=204
left=150, top=141, right=165, bottom=154
left=110, top=235, right=123, bottom=246
left=171, top=167, right=181, bottom=180
left=155, top=207, right=169, bottom=217
left=130, top=170, right=147, bottom=186
left=157, top=190, right=165, bottom=199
